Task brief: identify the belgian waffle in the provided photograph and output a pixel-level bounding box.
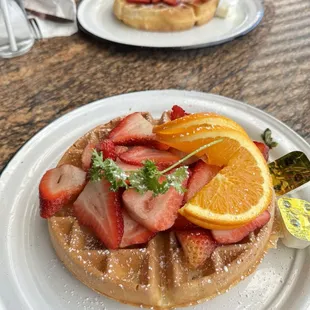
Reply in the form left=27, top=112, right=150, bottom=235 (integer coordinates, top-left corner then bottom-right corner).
left=113, top=0, right=219, bottom=32
left=48, top=112, right=279, bottom=309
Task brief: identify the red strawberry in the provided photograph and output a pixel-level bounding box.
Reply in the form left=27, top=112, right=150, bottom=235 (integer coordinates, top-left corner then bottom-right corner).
left=39, top=165, right=87, bottom=219
left=163, top=0, right=178, bottom=6
left=109, top=112, right=155, bottom=145
left=109, top=112, right=170, bottom=151
left=73, top=179, right=124, bottom=249
left=170, top=105, right=188, bottom=120
left=185, top=160, right=221, bottom=202
left=97, top=139, right=116, bottom=161
left=211, top=210, right=271, bottom=244
left=81, top=140, right=116, bottom=172
left=152, top=141, right=170, bottom=151
left=169, top=148, right=199, bottom=166
left=172, top=214, right=197, bottom=230
left=119, top=146, right=180, bottom=170
left=176, top=229, right=217, bottom=268
left=120, top=210, right=156, bottom=248
left=122, top=175, right=188, bottom=232
left=116, top=159, right=141, bottom=172
left=253, top=141, right=269, bottom=161
left=127, top=0, right=151, bottom=3
left=81, top=143, right=96, bottom=171
left=115, top=146, right=129, bottom=157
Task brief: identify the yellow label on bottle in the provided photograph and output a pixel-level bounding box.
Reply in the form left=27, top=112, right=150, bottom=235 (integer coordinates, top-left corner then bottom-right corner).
left=278, top=197, right=310, bottom=241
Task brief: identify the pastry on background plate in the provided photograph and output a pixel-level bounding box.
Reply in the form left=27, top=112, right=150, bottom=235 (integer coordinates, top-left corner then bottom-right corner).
left=39, top=105, right=280, bottom=309
left=113, top=0, right=219, bottom=31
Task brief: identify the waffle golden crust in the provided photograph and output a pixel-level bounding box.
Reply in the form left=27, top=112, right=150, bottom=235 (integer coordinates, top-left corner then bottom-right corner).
left=48, top=112, right=278, bottom=309
left=113, top=0, right=219, bottom=32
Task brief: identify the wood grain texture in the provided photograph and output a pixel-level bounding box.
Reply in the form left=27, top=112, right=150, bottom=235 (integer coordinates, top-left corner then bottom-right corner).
left=0, top=0, right=309, bottom=172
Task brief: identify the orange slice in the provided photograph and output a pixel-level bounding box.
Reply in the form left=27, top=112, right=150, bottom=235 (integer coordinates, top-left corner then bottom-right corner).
left=182, top=214, right=245, bottom=230
left=155, top=124, right=272, bottom=227
left=153, top=113, right=247, bottom=136
left=156, top=126, right=249, bottom=167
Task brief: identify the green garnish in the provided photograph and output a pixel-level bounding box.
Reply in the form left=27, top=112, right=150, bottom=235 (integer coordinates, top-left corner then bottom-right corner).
left=89, top=139, right=223, bottom=196
left=128, top=160, right=188, bottom=196
left=261, top=128, right=278, bottom=149
left=90, top=152, right=128, bottom=190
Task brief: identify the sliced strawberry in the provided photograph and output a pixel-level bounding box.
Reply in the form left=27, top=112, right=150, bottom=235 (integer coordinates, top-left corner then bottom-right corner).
left=108, top=112, right=170, bottom=151
left=73, top=179, right=124, bottom=249
left=81, top=140, right=116, bottom=172
left=39, top=165, right=87, bottom=219
left=122, top=175, right=188, bottom=232
left=120, top=210, right=156, bottom=248
left=97, top=139, right=116, bottom=161
left=115, top=146, right=129, bottom=157
left=152, top=141, right=170, bottom=151
left=119, top=146, right=180, bottom=170
left=169, top=148, right=199, bottom=166
left=253, top=141, right=269, bottom=161
left=176, top=229, right=217, bottom=268
left=172, top=214, right=197, bottom=230
left=185, top=160, right=221, bottom=202
left=81, top=143, right=96, bottom=171
left=152, top=0, right=161, bottom=3
left=170, top=105, right=188, bottom=120
left=211, top=210, right=271, bottom=244
left=163, top=0, right=178, bottom=6
left=109, top=112, right=155, bottom=145
left=127, top=0, right=151, bottom=3
left=116, top=159, right=141, bottom=172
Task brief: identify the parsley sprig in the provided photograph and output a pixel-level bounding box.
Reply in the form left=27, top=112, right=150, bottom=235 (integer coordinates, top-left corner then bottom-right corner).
left=90, top=152, right=128, bottom=190
left=90, top=139, right=223, bottom=196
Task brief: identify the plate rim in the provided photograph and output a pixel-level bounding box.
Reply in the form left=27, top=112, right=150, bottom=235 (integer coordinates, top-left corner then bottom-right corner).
left=77, top=0, right=264, bottom=49
left=1, top=89, right=309, bottom=180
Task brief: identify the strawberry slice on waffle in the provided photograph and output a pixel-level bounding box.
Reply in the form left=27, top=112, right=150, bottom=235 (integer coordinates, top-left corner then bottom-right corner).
left=81, top=143, right=96, bottom=171
left=120, top=209, right=156, bottom=248
left=185, top=160, right=221, bottom=202
left=211, top=211, right=271, bottom=244
left=39, top=164, right=87, bottom=218
left=172, top=214, right=197, bottom=230
left=176, top=229, right=217, bottom=268
left=123, top=174, right=189, bottom=232
left=170, top=105, right=188, bottom=120
left=73, top=179, right=124, bottom=249
left=115, top=146, right=129, bottom=157
left=97, top=139, right=117, bottom=161
left=253, top=141, right=269, bottom=161
left=109, top=112, right=169, bottom=150
left=81, top=139, right=117, bottom=171
left=119, top=146, right=180, bottom=170
left=109, top=112, right=155, bottom=145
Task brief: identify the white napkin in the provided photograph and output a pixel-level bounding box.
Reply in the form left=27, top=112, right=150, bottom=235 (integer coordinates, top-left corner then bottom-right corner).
left=23, top=0, right=78, bottom=38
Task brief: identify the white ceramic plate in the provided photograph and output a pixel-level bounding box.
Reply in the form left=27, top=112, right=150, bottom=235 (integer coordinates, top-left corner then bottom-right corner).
left=1, top=90, right=310, bottom=310
left=77, top=0, right=264, bottom=49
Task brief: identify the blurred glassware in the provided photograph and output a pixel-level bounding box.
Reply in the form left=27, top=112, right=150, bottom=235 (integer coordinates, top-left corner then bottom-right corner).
left=0, top=0, right=35, bottom=58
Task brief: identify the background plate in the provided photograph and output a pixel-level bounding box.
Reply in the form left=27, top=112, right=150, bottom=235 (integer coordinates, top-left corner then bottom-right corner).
left=77, top=0, right=264, bottom=49
left=0, top=90, right=310, bottom=310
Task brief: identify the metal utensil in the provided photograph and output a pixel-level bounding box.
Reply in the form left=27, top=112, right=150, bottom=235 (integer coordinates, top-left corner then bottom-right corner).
left=28, top=17, right=42, bottom=40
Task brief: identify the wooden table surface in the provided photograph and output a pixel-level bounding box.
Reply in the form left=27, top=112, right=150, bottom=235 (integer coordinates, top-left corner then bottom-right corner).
left=0, top=0, right=309, bottom=172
